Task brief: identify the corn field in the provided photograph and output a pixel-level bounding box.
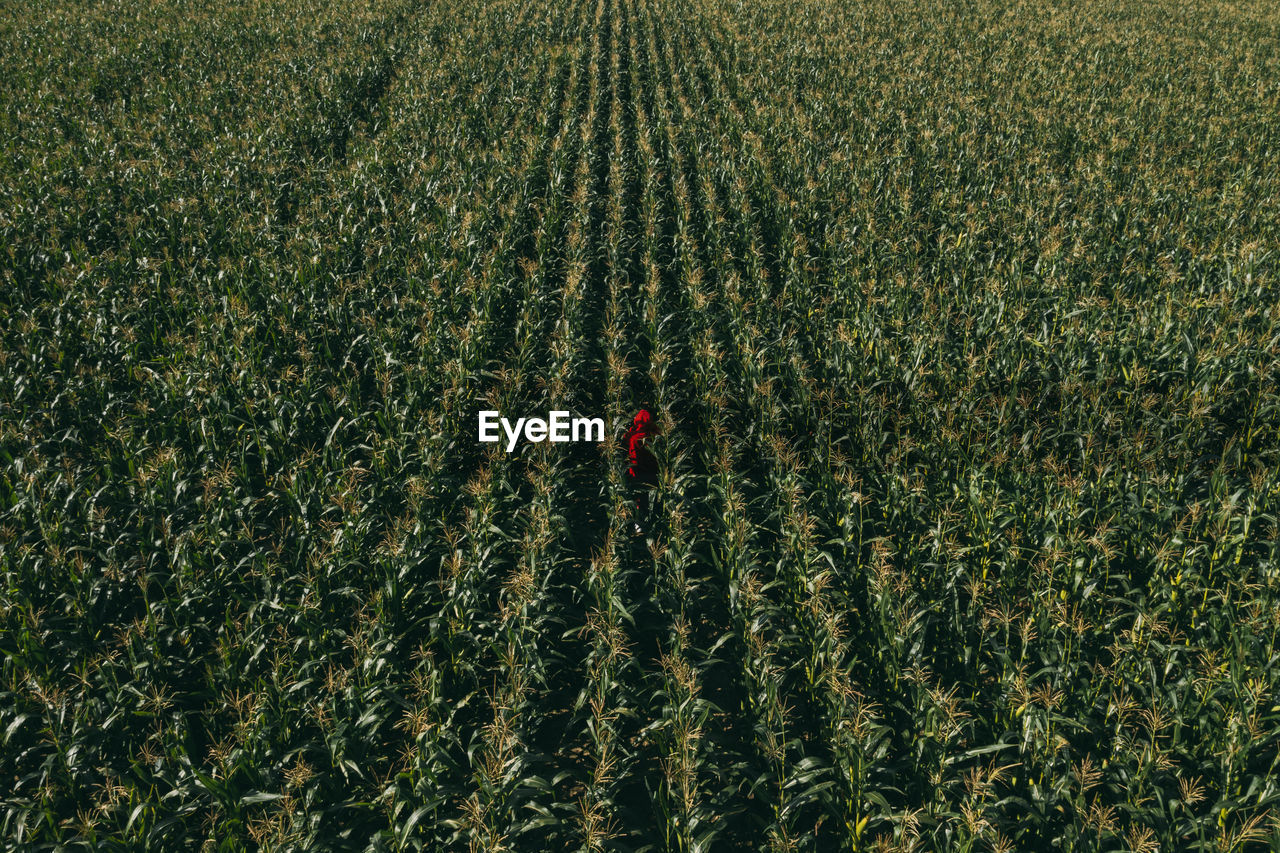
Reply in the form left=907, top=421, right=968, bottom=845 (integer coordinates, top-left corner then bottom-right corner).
left=3, top=0, right=1280, bottom=849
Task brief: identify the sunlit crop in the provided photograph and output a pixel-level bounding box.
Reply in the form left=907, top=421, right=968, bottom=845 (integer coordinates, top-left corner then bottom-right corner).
left=2, top=0, right=1279, bottom=849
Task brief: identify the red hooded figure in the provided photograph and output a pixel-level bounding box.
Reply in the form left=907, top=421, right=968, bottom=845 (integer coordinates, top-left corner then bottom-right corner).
left=624, top=408, right=659, bottom=532
left=625, top=408, right=659, bottom=483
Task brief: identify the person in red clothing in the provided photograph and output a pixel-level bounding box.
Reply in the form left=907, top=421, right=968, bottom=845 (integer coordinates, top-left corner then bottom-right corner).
left=623, top=407, right=659, bottom=534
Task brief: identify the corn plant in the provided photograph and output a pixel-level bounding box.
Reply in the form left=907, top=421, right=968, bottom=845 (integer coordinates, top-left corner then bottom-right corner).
left=4, top=0, right=1280, bottom=849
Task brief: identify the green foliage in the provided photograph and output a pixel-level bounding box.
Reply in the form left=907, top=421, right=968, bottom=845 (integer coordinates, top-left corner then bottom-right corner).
left=2, top=0, right=1279, bottom=849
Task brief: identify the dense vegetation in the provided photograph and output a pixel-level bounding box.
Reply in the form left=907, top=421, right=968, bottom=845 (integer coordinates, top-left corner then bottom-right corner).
left=3, top=0, right=1279, bottom=849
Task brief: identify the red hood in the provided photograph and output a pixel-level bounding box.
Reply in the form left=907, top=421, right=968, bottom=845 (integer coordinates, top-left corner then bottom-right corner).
left=631, top=409, right=657, bottom=436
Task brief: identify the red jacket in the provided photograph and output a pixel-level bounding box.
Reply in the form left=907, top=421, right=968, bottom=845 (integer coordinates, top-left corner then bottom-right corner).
left=624, top=409, right=658, bottom=483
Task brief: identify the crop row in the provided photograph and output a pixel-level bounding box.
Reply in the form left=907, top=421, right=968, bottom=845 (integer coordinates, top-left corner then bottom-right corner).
left=3, top=0, right=1280, bottom=849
